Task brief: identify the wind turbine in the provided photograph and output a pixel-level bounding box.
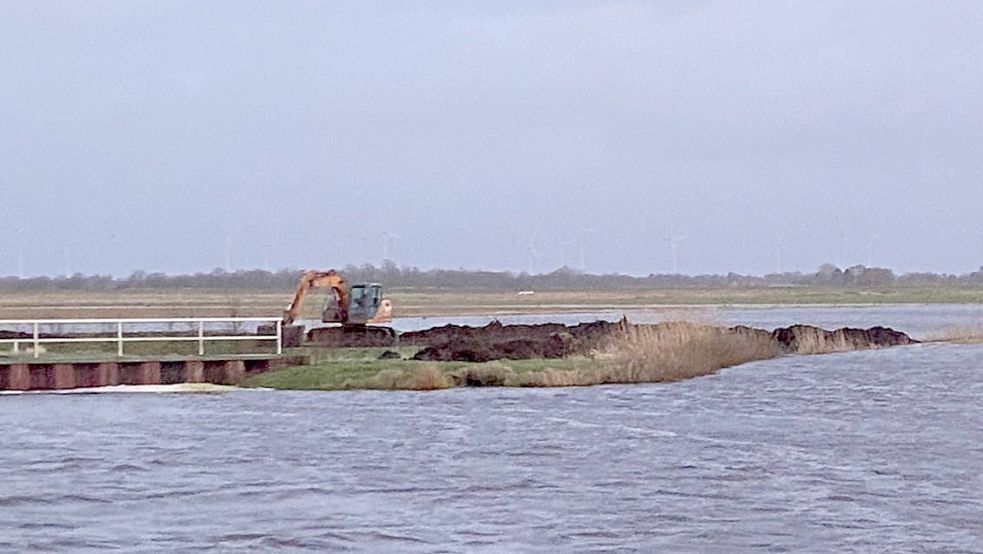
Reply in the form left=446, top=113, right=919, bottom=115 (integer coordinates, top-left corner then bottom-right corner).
left=866, top=234, right=880, bottom=267
left=0, top=223, right=21, bottom=277
left=12, top=225, right=25, bottom=278
left=262, top=240, right=273, bottom=271
left=835, top=216, right=849, bottom=266
left=381, top=231, right=400, bottom=262
left=62, top=238, right=81, bottom=277
left=524, top=231, right=543, bottom=275
left=356, top=234, right=369, bottom=264
left=775, top=239, right=791, bottom=274
left=223, top=233, right=233, bottom=272
left=578, top=227, right=596, bottom=273
left=665, top=236, right=687, bottom=275
left=89, top=231, right=119, bottom=277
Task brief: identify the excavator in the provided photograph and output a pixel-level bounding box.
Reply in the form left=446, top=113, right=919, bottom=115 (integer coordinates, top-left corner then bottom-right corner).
left=278, top=270, right=396, bottom=347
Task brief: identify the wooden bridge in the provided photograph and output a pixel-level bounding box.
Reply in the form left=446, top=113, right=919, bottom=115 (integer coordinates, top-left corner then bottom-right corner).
left=0, top=317, right=296, bottom=391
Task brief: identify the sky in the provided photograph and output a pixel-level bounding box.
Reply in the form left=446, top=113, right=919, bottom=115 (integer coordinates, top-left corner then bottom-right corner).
left=1, top=1, right=982, bottom=277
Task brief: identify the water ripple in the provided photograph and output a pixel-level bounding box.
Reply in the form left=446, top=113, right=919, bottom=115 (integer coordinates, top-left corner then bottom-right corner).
left=2, top=327, right=983, bottom=551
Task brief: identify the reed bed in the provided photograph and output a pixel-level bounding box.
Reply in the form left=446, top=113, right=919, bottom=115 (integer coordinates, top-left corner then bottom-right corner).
left=508, top=322, right=781, bottom=387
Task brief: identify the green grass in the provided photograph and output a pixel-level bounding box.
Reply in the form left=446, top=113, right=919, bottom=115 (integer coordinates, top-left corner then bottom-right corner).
left=3, top=285, right=983, bottom=320
left=287, top=345, right=420, bottom=363
left=242, top=359, right=438, bottom=390
left=0, top=338, right=277, bottom=363
left=242, top=346, right=595, bottom=391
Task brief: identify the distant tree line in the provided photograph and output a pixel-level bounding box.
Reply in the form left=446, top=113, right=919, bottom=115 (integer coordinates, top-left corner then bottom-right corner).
left=2, top=262, right=983, bottom=292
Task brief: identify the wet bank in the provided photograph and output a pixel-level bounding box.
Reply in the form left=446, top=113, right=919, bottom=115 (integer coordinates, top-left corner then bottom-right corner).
left=247, top=321, right=917, bottom=391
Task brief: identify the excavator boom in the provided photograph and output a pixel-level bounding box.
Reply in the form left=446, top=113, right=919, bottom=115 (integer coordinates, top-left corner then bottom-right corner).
left=282, top=270, right=349, bottom=326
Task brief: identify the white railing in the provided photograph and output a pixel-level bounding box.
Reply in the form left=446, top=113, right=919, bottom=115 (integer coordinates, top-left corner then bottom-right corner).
left=0, top=317, right=283, bottom=359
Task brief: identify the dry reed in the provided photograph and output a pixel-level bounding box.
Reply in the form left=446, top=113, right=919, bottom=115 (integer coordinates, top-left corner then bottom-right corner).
left=509, top=322, right=781, bottom=387
left=598, top=322, right=780, bottom=382
left=370, top=364, right=452, bottom=391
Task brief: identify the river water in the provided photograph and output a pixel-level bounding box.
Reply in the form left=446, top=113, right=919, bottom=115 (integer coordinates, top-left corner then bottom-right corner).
left=395, top=302, right=983, bottom=340
left=2, top=305, right=983, bottom=552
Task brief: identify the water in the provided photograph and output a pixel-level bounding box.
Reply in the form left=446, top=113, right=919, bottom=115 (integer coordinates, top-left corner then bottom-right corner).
left=5, top=303, right=978, bottom=341
left=2, top=307, right=983, bottom=552
left=395, top=303, right=983, bottom=339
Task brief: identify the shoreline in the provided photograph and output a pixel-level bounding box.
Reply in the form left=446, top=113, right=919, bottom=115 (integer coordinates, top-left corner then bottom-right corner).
left=243, top=321, right=918, bottom=392
left=2, top=300, right=981, bottom=321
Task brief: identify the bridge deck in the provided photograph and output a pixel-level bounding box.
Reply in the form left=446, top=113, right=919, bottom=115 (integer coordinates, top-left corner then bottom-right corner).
left=0, top=355, right=304, bottom=391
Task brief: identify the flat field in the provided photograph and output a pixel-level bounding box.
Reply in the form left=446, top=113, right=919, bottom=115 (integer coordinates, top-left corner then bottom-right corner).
left=1, top=286, right=982, bottom=320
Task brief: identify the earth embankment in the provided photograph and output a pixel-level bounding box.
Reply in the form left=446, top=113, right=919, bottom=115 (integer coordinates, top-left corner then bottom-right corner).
left=404, top=320, right=916, bottom=362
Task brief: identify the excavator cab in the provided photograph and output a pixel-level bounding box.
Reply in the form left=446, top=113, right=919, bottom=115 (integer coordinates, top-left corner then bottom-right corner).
left=321, top=282, right=393, bottom=325
left=346, top=284, right=385, bottom=324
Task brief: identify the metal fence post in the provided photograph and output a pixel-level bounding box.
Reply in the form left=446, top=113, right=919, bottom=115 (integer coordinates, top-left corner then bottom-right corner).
left=33, top=322, right=40, bottom=359
left=0, top=317, right=282, bottom=361
left=276, top=319, right=283, bottom=355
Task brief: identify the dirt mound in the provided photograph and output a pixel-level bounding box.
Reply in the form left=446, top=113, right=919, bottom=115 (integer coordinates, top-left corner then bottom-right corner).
left=414, top=335, right=571, bottom=363
left=306, top=326, right=397, bottom=347
left=771, top=324, right=916, bottom=354
left=409, top=319, right=626, bottom=362
left=409, top=320, right=917, bottom=363
left=403, top=321, right=568, bottom=346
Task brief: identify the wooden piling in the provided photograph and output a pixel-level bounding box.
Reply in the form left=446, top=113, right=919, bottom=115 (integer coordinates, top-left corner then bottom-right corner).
left=223, top=360, right=246, bottom=385
left=97, top=363, right=119, bottom=387
left=184, top=360, right=204, bottom=383
left=138, top=362, right=161, bottom=385
left=5, top=364, right=31, bottom=391
left=53, top=364, right=76, bottom=389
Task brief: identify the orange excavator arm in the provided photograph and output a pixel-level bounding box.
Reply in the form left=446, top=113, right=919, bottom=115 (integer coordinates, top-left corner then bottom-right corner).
left=282, top=270, right=350, bottom=326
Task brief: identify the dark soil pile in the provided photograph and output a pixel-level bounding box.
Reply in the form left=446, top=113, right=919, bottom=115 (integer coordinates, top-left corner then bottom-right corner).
left=305, top=325, right=398, bottom=347
left=409, top=320, right=917, bottom=363
left=770, top=324, right=916, bottom=353
left=408, top=320, right=626, bottom=362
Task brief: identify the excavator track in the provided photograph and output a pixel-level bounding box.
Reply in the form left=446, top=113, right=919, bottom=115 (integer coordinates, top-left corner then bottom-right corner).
left=306, top=325, right=397, bottom=348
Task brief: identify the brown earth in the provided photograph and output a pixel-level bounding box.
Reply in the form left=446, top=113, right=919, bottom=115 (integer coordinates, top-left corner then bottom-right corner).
left=769, top=324, right=915, bottom=354
left=4, top=317, right=916, bottom=361
left=406, top=320, right=917, bottom=362
left=305, top=325, right=398, bottom=347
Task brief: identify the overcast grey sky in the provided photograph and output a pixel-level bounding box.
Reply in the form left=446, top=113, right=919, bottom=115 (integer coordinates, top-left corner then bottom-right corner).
left=1, top=1, right=981, bottom=277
